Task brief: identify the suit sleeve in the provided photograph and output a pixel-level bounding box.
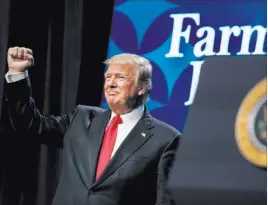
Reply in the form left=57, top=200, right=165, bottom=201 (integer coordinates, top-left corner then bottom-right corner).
left=5, top=77, right=78, bottom=148
left=156, top=135, right=180, bottom=205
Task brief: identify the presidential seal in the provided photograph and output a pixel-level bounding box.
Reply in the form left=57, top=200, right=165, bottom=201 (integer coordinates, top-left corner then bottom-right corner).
left=235, top=78, right=267, bottom=168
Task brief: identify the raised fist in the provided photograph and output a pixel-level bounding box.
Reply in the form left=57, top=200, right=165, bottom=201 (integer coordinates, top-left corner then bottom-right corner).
left=7, top=47, right=34, bottom=73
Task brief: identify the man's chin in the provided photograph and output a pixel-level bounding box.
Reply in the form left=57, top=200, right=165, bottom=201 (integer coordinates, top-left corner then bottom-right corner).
left=107, top=100, right=118, bottom=107
left=107, top=101, right=124, bottom=108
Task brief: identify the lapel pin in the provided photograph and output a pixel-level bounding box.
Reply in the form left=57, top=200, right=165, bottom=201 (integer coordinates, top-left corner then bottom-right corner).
left=141, top=132, right=146, bottom=137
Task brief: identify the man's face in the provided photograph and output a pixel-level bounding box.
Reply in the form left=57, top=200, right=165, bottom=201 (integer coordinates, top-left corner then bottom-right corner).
left=104, top=64, right=139, bottom=110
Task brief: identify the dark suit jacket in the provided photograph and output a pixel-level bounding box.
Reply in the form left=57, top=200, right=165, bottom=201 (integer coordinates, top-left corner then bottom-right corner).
left=5, top=77, right=181, bottom=205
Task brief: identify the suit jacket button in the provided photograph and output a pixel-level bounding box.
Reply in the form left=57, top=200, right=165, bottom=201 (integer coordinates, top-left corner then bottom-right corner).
left=89, top=190, right=94, bottom=195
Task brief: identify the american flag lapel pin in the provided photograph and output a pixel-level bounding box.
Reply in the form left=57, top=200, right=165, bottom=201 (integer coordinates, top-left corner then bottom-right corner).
left=141, top=132, right=146, bottom=137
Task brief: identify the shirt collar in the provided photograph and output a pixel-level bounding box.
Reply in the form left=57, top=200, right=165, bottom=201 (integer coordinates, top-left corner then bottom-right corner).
left=110, top=105, right=144, bottom=124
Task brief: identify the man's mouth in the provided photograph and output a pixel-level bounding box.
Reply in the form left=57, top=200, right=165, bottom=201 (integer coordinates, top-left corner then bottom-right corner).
left=107, top=92, right=118, bottom=95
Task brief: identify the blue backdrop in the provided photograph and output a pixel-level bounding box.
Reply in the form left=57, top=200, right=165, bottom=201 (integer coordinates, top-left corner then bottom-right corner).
left=102, top=0, right=267, bottom=132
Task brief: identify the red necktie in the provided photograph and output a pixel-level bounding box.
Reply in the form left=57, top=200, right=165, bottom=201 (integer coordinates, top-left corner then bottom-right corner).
left=95, top=115, right=123, bottom=180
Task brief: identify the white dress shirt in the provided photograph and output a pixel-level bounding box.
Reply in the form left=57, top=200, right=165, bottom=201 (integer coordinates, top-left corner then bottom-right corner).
left=109, top=105, right=144, bottom=157
left=5, top=70, right=29, bottom=83
left=5, top=70, right=144, bottom=158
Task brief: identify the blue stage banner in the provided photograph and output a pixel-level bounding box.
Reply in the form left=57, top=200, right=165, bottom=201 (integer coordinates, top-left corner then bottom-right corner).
left=102, top=0, right=267, bottom=132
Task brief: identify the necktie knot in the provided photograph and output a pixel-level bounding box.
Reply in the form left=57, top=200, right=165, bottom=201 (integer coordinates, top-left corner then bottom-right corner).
left=111, top=115, right=123, bottom=126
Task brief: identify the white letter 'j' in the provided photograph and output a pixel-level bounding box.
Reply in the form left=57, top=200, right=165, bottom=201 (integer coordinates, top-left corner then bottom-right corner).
left=184, top=60, right=205, bottom=106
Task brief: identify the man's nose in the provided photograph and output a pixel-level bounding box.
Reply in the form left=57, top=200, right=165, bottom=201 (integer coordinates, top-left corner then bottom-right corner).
left=108, top=76, right=117, bottom=87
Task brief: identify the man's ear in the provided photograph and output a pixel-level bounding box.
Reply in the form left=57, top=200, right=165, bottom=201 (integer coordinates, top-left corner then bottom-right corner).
left=138, top=87, right=146, bottom=96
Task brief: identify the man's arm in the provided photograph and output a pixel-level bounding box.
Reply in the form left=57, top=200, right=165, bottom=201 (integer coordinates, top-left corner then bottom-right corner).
left=4, top=46, right=78, bottom=148
left=5, top=75, right=79, bottom=148
left=156, top=135, right=180, bottom=205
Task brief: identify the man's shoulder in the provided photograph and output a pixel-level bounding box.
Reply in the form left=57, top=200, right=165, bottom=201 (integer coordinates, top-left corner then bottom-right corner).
left=77, top=104, right=106, bottom=112
left=152, top=117, right=181, bottom=137
left=76, top=104, right=107, bottom=117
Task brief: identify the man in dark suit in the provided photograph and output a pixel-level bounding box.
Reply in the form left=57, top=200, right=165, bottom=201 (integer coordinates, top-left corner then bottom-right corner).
left=5, top=46, right=181, bottom=205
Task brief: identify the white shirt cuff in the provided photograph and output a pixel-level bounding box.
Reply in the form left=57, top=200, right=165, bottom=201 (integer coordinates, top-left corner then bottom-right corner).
left=5, top=70, right=28, bottom=83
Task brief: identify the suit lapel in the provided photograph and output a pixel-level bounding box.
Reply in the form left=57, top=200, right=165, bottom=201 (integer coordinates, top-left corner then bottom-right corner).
left=91, top=109, right=154, bottom=188
left=87, top=109, right=111, bottom=185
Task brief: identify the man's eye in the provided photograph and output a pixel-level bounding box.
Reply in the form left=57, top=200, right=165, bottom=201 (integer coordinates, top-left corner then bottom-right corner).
left=118, top=76, right=126, bottom=80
